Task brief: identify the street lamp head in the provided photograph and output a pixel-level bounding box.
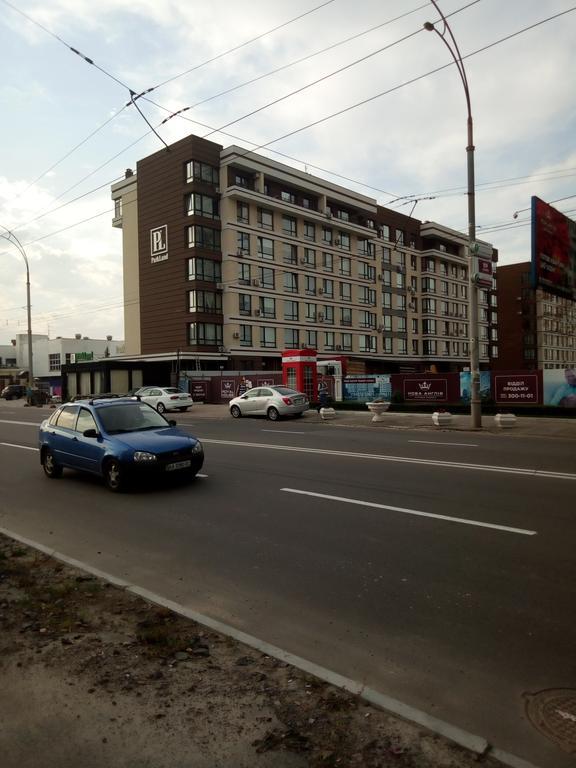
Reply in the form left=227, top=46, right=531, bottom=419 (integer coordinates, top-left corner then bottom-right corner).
left=423, top=21, right=435, bottom=31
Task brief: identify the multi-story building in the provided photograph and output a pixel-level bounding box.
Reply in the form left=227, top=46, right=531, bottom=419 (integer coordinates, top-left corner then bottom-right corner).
left=111, top=133, right=495, bottom=373
left=495, top=262, right=576, bottom=370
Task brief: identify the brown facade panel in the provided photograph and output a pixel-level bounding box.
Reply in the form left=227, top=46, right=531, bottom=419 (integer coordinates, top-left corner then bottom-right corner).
left=137, top=136, right=223, bottom=354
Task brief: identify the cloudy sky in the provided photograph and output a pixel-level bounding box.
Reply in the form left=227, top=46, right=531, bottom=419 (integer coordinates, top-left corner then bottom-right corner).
left=1, top=0, right=575, bottom=345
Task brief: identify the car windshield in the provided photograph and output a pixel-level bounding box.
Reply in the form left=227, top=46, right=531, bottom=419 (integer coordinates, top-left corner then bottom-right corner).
left=97, top=403, right=170, bottom=434
left=272, top=387, right=300, bottom=396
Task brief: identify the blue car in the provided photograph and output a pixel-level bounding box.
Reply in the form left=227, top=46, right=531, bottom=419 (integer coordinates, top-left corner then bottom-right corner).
left=39, top=397, right=204, bottom=492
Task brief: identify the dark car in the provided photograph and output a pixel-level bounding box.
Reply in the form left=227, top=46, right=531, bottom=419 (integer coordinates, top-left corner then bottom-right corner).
left=1, top=384, right=26, bottom=400
left=38, top=397, right=204, bottom=492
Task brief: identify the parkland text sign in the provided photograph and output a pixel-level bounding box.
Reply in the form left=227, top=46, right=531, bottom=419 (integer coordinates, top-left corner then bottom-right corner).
left=150, top=225, right=168, bottom=264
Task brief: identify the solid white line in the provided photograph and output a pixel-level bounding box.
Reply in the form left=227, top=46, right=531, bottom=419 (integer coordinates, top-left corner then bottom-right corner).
left=261, top=429, right=307, bottom=434
left=281, top=488, right=537, bottom=536
left=409, top=440, right=478, bottom=447
left=196, top=473, right=208, bottom=478
left=0, top=442, right=37, bottom=451
left=0, top=419, right=41, bottom=426
left=200, top=438, right=576, bottom=481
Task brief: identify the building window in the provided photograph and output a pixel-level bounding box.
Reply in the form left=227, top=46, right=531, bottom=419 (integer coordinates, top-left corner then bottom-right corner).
left=340, top=282, right=352, bottom=302
left=359, top=335, right=376, bottom=353
left=360, top=311, right=376, bottom=329
left=306, top=303, right=317, bottom=321
left=340, top=307, right=352, bottom=326
left=48, top=353, right=61, bottom=371
left=422, top=298, right=436, bottom=313
left=396, top=272, right=405, bottom=289
left=189, top=322, right=223, bottom=346
left=305, top=330, right=317, bottom=348
left=186, top=193, right=219, bottom=219
left=397, top=316, right=407, bottom=332
left=303, top=248, right=316, bottom=267
left=337, top=232, right=350, bottom=250
left=284, top=301, right=299, bottom=322
left=259, top=296, right=276, bottom=318
left=380, top=224, right=390, bottom=241
left=423, top=339, right=437, bottom=355
left=339, top=257, right=351, bottom=276
left=260, top=326, right=277, bottom=348
left=185, top=160, right=219, bottom=185
left=285, top=328, right=300, bottom=349
left=239, top=294, right=252, bottom=316
left=282, top=215, right=297, bottom=237
left=322, top=252, right=333, bottom=271
left=187, top=225, right=221, bottom=251
left=358, top=239, right=375, bottom=258
left=359, top=287, right=376, bottom=305
left=341, top=333, right=352, bottom=351
left=114, top=199, right=122, bottom=218
left=423, top=319, right=437, bottom=335
left=304, top=222, right=315, bottom=241
left=237, top=232, right=250, bottom=255
left=422, top=276, right=436, bottom=292
left=383, top=292, right=392, bottom=309
left=382, top=246, right=391, bottom=263
left=305, top=275, right=317, bottom=295
left=258, top=237, right=274, bottom=260
left=322, top=278, right=334, bottom=298
left=236, top=201, right=249, bottom=223
left=284, top=272, right=299, bottom=293
left=187, top=258, right=221, bottom=282
left=381, top=269, right=391, bottom=287
left=412, top=318, right=418, bottom=334
left=322, top=227, right=333, bottom=245
left=257, top=207, right=274, bottom=230
left=397, top=338, right=408, bottom=354
left=189, top=290, right=222, bottom=313
left=240, top=325, right=252, bottom=346
left=323, top=305, right=334, bottom=324
left=359, top=262, right=376, bottom=281
left=324, top=332, right=335, bottom=351
left=258, top=266, right=275, bottom=289
left=238, top=263, right=251, bottom=284
left=382, top=315, right=392, bottom=332
left=383, top=337, right=392, bottom=353
left=281, top=190, right=296, bottom=204
left=283, top=243, right=297, bottom=264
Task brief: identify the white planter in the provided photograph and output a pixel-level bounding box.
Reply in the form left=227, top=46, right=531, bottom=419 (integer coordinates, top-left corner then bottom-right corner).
left=432, top=411, right=452, bottom=427
left=366, top=402, right=390, bottom=422
left=494, top=413, right=516, bottom=429
left=320, top=407, right=336, bottom=420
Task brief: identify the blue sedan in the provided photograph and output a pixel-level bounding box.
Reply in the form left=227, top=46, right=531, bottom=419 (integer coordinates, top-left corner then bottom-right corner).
left=39, top=398, right=204, bottom=492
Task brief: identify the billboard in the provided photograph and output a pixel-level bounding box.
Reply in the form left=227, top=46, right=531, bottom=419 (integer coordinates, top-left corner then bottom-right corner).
left=531, top=196, right=576, bottom=300
left=343, top=375, right=391, bottom=401
left=543, top=368, right=576, bottom=408
left=493, top=374, right=540, bottom=405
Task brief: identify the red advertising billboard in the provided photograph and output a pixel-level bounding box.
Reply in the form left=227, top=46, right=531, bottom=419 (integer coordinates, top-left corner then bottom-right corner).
left=531, top=196, right=576, bottom=300
left=493, top=373, right=540, bottom=405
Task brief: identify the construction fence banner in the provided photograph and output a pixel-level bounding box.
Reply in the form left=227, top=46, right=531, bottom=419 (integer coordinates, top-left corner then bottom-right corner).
left=343, top=375, right=391, bottom=401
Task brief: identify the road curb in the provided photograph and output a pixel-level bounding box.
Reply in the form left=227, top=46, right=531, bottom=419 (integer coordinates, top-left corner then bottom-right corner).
left=0, top=525, right=544, bottom=768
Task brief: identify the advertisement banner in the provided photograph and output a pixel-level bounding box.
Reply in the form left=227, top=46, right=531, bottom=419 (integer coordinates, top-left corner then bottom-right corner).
left=531, top=196, right=576, bottom=300
left=460, top=371, right=492, bottom=403
left=543, top=368, right=576, bottom=407
left=220, top=378, right=237, bottom=400
left=190, top=381, right=208, bottom=401
left=343, top=375, right=391, bottom=401
left=493, top=374, right=540, bottom=405
left=403, top=377, right=448, bottom=402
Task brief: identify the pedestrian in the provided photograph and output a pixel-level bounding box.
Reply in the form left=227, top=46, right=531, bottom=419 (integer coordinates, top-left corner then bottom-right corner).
left=317, top=377, right=329, bottom=413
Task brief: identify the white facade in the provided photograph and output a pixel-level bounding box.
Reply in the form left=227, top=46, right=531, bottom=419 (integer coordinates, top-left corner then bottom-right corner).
left=12, top=334, right=125, bottom=378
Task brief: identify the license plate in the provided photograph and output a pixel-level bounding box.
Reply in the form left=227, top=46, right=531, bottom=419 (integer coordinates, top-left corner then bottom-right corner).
left=165, top=460, right=191, bottom=472
left=294, top=397, right=304, bottom=404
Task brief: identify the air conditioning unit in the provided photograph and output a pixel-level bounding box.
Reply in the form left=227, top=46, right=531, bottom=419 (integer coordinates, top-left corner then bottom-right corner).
left=439, top=244, right=447, bottom=252
left=334, top=238, right=340, bottom=245
left=318, top=313, right=324, bottom=320
left=216, top=282, right=224, bottom=290
left=254, top=309, right=261, bottom=316
left=377, top=325, right=384, bottom=333
left=300, top=257, right=307, bottom=264
left=218, top=346, right=225, bottom=353
left=317, top=288, right=324, bottom=294
left=325, top=208, right=332, bottom=218
left=407, top=286, right=414, bottom=293
left=336, top=344, right=343, bottom=350
left=232, top=332, right=240, bottom=339
left=215, top=187, right=221, bottom=194
left=408, top=302, right=416, bottom=310
left=239, top=278, right=250, bottom=285
left=377, top=274, right=383, bottom=281
left=252, top=279, right=260, bottom=286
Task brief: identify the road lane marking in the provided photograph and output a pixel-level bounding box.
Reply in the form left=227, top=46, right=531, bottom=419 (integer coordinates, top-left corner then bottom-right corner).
left=200, top=438, right=576, bottom=481
left=261, top=430, right=307, bottom=435
left=281, top=488, right=537, bottom=536
left=0, top=442, right=37, bottom=451
left=409, top=440, right=478, bottom=447
left=0, top=419, right=41, bottom=426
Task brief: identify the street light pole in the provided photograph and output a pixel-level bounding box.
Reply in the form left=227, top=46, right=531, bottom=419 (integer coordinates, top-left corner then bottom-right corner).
left=1, top=226, right=34, bottom=391
left=424, top=2, right=482, bottom=429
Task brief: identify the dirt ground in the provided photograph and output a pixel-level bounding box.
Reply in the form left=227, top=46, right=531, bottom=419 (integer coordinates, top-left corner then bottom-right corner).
left=0, top=533, right=503, bottom=768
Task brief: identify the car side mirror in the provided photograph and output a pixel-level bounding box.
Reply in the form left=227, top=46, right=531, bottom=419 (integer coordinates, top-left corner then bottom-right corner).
left=241, top=395, right=248, bottom=400
left=83, top=428, right=99, bottom=438
left=168, top=419, right=177, bottom=427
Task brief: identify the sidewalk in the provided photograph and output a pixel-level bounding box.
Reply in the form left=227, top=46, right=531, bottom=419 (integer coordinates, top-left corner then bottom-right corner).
left=186, top=402, right=576, bottom=440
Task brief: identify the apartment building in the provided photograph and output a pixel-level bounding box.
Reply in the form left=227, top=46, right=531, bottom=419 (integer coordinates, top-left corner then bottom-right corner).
left=111, top=133, right=495, bottom=372
left=495, top=262, right=576, bottom=370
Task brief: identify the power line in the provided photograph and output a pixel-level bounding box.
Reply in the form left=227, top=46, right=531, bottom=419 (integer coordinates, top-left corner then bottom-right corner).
left=141, top=0, right=339, bottom=97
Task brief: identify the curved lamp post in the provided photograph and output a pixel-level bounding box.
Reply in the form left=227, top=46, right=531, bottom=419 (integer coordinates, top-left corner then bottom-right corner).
left=0, top=226, right=34, bottom=390
left=424, top=2, right=481, bottom=429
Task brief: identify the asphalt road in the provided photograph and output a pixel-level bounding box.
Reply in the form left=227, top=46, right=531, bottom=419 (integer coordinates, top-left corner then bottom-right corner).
left=1, top=402, right=575, bottom=768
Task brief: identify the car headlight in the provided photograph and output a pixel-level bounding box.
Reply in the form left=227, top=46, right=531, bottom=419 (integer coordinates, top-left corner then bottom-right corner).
left=191, top=441, right=203, bottom=454
left=133, top=451, right=157, bottom=462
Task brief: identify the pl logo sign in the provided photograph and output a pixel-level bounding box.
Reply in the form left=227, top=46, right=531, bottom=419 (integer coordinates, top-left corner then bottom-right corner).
left=150, top=225, right=168, bottom=263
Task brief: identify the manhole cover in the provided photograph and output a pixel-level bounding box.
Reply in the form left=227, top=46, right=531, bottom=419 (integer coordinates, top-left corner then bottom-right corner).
left=525, top=688, right=576, bottom=754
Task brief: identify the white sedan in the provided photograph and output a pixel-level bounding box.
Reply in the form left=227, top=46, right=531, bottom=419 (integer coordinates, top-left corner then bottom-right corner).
left=135, top=386, right=193, bottom=414
left=229, top=385, right=309, bottom=420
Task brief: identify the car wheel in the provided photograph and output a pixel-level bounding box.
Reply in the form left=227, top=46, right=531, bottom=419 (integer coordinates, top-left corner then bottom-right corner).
left=43, top=448, right=63, bottom=479
left=230, top=405, right=242, bottom=418
left=157, top=402, right=166, bottom=414
left=103, top=458, right=124, bottom=492
left=267, top=406, right=280, bottom=421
